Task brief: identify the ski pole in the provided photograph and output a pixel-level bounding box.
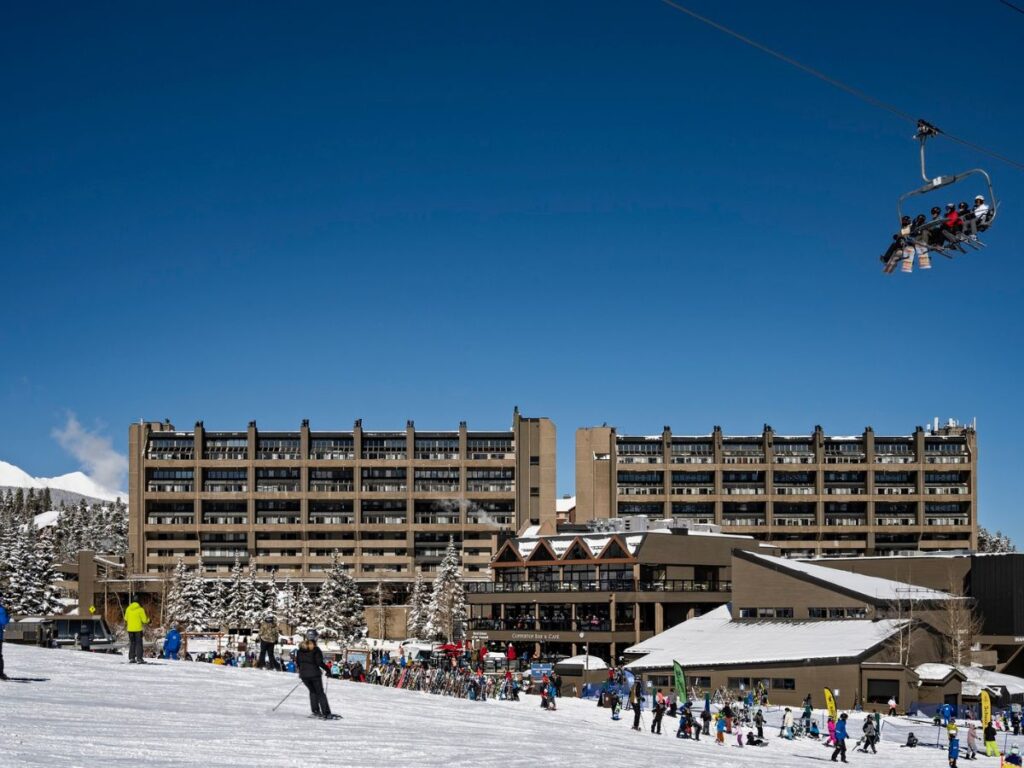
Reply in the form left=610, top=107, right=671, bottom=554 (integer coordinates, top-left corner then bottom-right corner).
left=272, top=681, right=303, bottom=712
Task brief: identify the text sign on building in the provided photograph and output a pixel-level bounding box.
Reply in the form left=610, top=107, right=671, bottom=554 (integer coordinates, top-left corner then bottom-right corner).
left=511, top=632, right=562, bottom=642
left=531, top=663, right=554, bottom=679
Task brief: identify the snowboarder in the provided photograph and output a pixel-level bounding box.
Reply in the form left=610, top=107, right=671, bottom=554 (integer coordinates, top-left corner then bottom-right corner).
left=124, top=595, right=149, bottom=664
left=297, top=630, right=333, bottom=719
left=258, top=614, right=280, bottom=671
left=831, top=712, right=849, bottom=763
left=163, top=623, right=181, bottom=660
left=904, top=732, right=918, bottom=748
left=0, top=595, right=9, bottom=680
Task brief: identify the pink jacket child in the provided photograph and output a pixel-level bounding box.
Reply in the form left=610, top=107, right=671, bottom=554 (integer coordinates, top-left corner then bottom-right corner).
left=826, top=717, right=837, bottom=746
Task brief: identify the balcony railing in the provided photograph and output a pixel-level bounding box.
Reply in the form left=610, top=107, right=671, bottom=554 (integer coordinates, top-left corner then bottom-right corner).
left=468, top=513, right=513, bottom=526
left=308, top=515, right=355, bottom=525
left=926, top=486, right=969, bottom=495
left=309, top=481, right=355, bottom=492
left=774, top=454, right=815, bottom=464
left=723, top=486, right=764, bottom=495
left=774, top=486, right=814, bottom=495
left=925, top=455, right=969, bottom=464
left=362, top=515, right=407, bottom=525
left=255, top=515, right=300, bottom=525
left=876, top=516, right=916, bottom=526
left=148, top=483, right=194, bottom=493
left=774, top=517, right=815, bottom=527
left=414, top=451, right=460, bottom=460
left=465, top=579, right=730, bottom=594
left=875, top=486, right=915, bottom=495
left=256, top=482, right=300, bottom=493
left=414, top=514, right=461, bottom=525
left=825, top=487, right=865, bottom=495
left=875, top=455, right=914, bottom=464
left=672, top=486, right=714, bottom=495
left=467, top=482, right=514, bottom=493
left=721, top=517, right=766, bottom=526
left=925, top=516, right=970, bottom=526
left=825, top=516, right=867, bottom=526
left=362, top=482, right=408, bottom=493
left=203, top=483, right=247, bottom=493
left=147, top=515, right=195, bottom=525
left=202, top=515, right=247, bottom=525
left=414, top=483, right=460, bottom=493
left=618, top=486, right=664, bottom=496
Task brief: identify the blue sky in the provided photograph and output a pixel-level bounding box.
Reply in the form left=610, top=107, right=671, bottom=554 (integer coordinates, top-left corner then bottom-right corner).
left=1, top=2, right=1021, bottom=537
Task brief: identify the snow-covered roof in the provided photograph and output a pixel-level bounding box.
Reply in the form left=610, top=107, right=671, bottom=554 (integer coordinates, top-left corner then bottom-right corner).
left=556, top=496, right=576, bottom=513
left=746, top=552, right=953, bottom=602
left=624, top=605, right=908, bottom=670
left=960, top=666, right=1024, bottom=697
left=914, top=663, right=962, bottom=684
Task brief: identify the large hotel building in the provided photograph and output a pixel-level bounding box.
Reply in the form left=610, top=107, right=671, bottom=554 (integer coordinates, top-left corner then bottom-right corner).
left=127, top=409, right=556, bottom=596
left=128, top=416, right=977, bottom=594
left=576, top=422, right=977, bottom=557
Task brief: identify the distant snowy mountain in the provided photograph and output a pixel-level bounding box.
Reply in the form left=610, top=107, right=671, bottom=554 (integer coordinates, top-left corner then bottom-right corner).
left=0, top=459, right=126, bottom=503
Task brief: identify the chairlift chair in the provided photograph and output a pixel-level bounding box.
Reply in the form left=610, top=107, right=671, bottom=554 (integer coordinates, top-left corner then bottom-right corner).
left=894, top=121, right=998, bottom=261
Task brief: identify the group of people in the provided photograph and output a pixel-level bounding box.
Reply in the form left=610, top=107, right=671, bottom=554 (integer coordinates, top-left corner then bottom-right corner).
left=882, top=195, right=993, bottom=272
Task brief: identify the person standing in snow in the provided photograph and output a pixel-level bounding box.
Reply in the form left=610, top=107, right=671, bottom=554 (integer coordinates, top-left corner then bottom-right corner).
left=716, top=713, right=727, bottom=745
left=831, top=712, right=849, bottom=763
left=297, top=630, right=333, bottom=719
left=124, top=595, right=149, bottom=664
left=949, top=732, right=961, bottom=768
left=887, top=696, right=898, bottom=717
left=257, top=614, right=280, bottom=671
left=701, top=706, right=712, bottom=736
left=630, top=679, right=644, bottom=731
left=782, top=708, right=794, bottom=739
left=983, top=721, right=998, bottom=757
left=754, top=708, right=765, bottom=740
left=650, top=689, right=665, bottom=734
left=0, top=595, right=9, bottom=680
left=860, top=716, right=878, bottom=753
left=965, top=722, right=978, bottom=759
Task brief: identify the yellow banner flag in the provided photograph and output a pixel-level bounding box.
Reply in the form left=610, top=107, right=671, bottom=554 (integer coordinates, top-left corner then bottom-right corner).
left=981, top=690, right=991, bottom=726
left=823, top=688, right=837, bottom=722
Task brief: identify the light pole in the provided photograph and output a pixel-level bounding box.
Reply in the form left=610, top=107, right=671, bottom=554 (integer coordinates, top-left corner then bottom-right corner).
left=579, top=631, right=588, bottom=677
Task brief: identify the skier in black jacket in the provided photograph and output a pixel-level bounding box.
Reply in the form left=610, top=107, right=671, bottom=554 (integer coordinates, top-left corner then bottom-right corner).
left=297, top=630, right=333, bottom=718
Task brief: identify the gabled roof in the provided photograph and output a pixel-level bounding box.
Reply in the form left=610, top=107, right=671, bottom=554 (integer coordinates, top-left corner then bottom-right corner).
left=914, top=663, right=968, bottom=686
left=525, top=540, right=558, bottom=562
left=624, top=605, right=908, bottom=670
left=598, top=536, right=631, bottom=560
left=493, top=540, right=523, bottom=564
left=738, top=551, right=953, bottom=604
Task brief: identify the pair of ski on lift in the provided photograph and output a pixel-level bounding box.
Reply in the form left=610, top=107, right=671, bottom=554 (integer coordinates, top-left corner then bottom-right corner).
left=881, top=121, right=999, bottom=274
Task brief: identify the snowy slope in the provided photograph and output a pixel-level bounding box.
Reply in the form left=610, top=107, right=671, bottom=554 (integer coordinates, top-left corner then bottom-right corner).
left=0, top=459, right=125, bottom=502
left=1, top=644, right=1012, bottom=768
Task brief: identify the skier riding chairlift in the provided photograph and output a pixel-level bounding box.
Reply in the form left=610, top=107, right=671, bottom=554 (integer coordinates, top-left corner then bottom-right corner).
left=882, top=120, right=998, bottom=274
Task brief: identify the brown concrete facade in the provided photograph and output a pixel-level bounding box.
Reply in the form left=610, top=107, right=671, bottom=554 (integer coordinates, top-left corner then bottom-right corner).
left=576, top=423, right=977, bottom=557
left=128, top=411, right=557, bottom=594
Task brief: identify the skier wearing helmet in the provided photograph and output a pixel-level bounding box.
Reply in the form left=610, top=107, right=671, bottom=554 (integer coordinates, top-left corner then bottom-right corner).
left=297, top=630, right=334, bottom=718
left=258, top=614, right=280, bottom=671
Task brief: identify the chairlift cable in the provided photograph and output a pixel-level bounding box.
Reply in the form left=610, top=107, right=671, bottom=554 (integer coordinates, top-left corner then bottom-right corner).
left=657, top=0, right=1024, bottom=172
left=998, top=0, right=1024, bottom=17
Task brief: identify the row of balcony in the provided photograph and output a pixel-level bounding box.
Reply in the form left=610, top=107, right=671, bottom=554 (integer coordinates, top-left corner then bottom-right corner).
left=145, top=513, right=514, bottom=526
left=464, top=579, right=731, bottom=594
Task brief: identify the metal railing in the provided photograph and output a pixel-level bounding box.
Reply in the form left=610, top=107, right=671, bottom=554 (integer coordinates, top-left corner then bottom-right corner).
left=465, top=579, right=730, bottom=594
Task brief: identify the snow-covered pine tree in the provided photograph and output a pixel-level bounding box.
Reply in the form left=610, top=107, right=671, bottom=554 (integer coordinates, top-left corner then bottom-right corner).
left=424, top=538, right=466, bottom=643
left=163, top=558, right=190, bottom=626
left=293, top=581, right=315, bottom=630
left=34, top=533, right=63, bottom=615
left=315, top=552, right=366, bottom=645
left=264, top=569, right=279, bottom=618
left=239, top=560, right=265, bottom=631
left=6, top=522, right=43, bottom=614
left=221, top=558, right=245, bottom=630
left=207, top=578, right=227, bottom=630
left=175, top=557, right=212, bottom=631
left=406, top=567, right=430, bottom=640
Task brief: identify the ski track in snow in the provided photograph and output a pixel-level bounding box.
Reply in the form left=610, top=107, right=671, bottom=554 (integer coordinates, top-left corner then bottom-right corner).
left=0, top=644, right=1018, bottom=767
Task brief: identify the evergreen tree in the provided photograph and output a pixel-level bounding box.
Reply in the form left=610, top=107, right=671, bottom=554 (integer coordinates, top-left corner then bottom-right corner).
left=221, top=558, right=246, bottom=630
left=208, top=579, right=228, bottom=630
left=176, top=557, right=212, bottom=631
left=163, top=558, right=190, bottom=626
left=293, top=581, right=315, bottom=630
left=406, top=567, right=430, bottom=640
left=239, top=560, right=265, bottom=631
left=264, top=569, right=279, bottom=618
left=6, top=520, right=62, bottom=615
left=315, top=552, right=366, bottom=645
left=424, top=538, right=466, bottom=643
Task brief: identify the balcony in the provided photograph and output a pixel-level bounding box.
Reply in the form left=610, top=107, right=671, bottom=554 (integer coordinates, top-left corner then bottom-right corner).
left=468, top=512, right=513, bottom=526
left=467, top=482, right=514, bottom=493
left=256, top=440, right=300, bottom=460
left=925, top=516, right=970, bottom=526
left=146, top=515, right=195, bottom=525
left=203, top=483, right=247, bottom=493
left=201, top=515, right=248, bottom=525
left=670, top=444, right=713, bottom=465
left=774, top=486, right=814, bottom=495
left=875, top=486, right=915, bottom=496
left=414, top=513, right=461, bottom=525
left=617, top=485, right=664, bottom=496
left=255, top=515, right=300, bottom=525
left=309, top=439, right=355, bottom=460
left=308, top=514, right=355, bottom=525
left=721, top=517, right=766, bottom=527
left=464, top=579, right=730, bottom=594
left=466, top=439, right=514, bottom=460
left=256, top=482, right=300, bottom=493
left=925, top=486, right=969, bottom=495
left=773, top=516, right=815, bottom=527
left=147, top=482, right=194, bottom=493
left=723, top=485, right=764, bottom=495
left=414, top=482, right=459, bottom=493
left=309, top=481, right=354, bottom=492
left=824, top=516, right=866, bottom=526
left=362, top=482, right=408, bottom=493
left=773, top=451, right=815, bottom=465
left=146, top=439, right=195, bottom=461
left=876, top=516, right=916, bottom=526
left=201, top=548, right=250, bottom=559
left=362, top=515, right=407, bottom=525
left=672, top=486, right=714, bottom=496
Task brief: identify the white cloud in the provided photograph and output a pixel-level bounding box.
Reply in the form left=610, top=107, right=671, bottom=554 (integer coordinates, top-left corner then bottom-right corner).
left=51, top=413, right=127, bottom=493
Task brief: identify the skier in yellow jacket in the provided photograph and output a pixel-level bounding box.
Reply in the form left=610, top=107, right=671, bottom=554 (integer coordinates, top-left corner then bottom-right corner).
left=124, top=595, right=149, bottom=664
